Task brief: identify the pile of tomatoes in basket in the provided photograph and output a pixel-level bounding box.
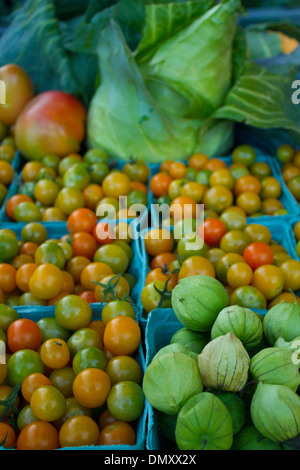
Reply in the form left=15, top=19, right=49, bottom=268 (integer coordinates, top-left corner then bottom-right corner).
left=0, top=298, right=143, bottom=449
left=5, top=149, right=150, bottom=223
left=0, top=215, right=136, bottom=307
left=150, top=145, right=288, bottom=217
left=141, top=219, right=300, bottom=314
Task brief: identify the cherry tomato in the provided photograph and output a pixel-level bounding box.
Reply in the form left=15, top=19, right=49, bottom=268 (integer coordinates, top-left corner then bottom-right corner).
left=29, top=264, right=63, bottom=300
left=0, top=422, right=16, bottom=448
left=102, top=171, right=131, bottom=197
left=178, top=256, right=215, bottom=280
left=106, top=356, right=142, bottom=385
left=227, top=262, right=253, bottom=289
left=230, top=285, right=267, bottom=309
left=21, top=372, right=52, bottom=402
left=243, top=242, right=274, bottom=270
left=67, top=208, right=97, bottom=234
left=67, top=328, right=102, bottom=358
left=40, top=338, right=70, bottom=369
left=251, top=264, right=285, bottom=301
left=73, top=368, right=111, bottom=408
left=140, top=280, right=172, bottom=314
left=144, top=229, right=174, bottom=257
left=29, top=385, right=66, bottom=423
left=107, top=381, right=144, bottom=422
left=199, top=218, right=227, bottom=246
left=150, top=173, right=173, bottom=198
left=53, top=397, right=92, bottom=430
left=48, top=367, right=75, bottom=398
left=7, top=349, right=44, bottom=386
left=103, top=317, right=141, bottom=356
left=55, top=295, right=92, bottom=331
left=59, top=415, right=99, bottom=448
left=94, top=275, right=130, bottom=303
left=98, top=422, right=136, bottom=446
left=7, top=318, right=42, bottom=352
left=17, top=421, right=59, bottom=450
left=101, top=300, right=136, bottom=325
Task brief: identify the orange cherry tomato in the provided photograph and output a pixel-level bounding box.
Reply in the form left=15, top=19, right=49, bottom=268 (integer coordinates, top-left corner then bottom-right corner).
left=17, top=421, right=59, bottom=450
left=98, top=422, right=136, bottom=446
left=251, top=264, right=285, bottom=301
left=169, top=162, right=187, bottom=179
left=29, top=264, right=64, bottom=300
left=72, top=369, right=111, bottom=408
left=144, top=229, right=174, bottom=257
left=80, top=262, right=114, bottom=291
left=103, top=316, right=141, bottom=356
left=145, top=268, right=178, bottom=289
left=67, top=208, right=97, bottom=234
left=149, top=172, right=173, bottom=198
left=0, top=422, right=16, bottom=448
left=188, top=153, right=209, bottom=171
left=79, top=290, right=97, bottom=304
left=15, top=263, right=38, bottom=292
left=72, top=231, right=98, bottom=259
left=234, top=175, right=261, bottom=196
left=178, top=256, right=215, bottom=280
left=150, top=252, right=178, bottom=271
left=21, top=373, right=52, bottom=402
left=0, top=263, right=16, bottom=293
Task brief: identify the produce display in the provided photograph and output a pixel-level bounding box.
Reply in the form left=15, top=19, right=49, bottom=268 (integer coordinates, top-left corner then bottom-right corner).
left=0, top=0, right=299, bottom=454
left=140, top=220, right=300, bottom=317
left=143, top=290, right=300, bottom=450
left=0, top=303, right=145, bottom=449
left=0, top=220, right=141, bottom=308
left=149, top=147, right=295, bottom=218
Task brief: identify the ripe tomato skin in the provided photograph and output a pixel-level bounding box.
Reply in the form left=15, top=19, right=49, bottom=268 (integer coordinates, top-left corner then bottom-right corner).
left=29, top=263, right=64, bottom=300
left=149, top=172, right=172, bottom=198
left=98, top=422, right=136, bottom=446
left=243, top=242, right=274, bottom=270
left=72, top=368, right=111, bottom=408
left=40, top=338, right=70, bottom=369
left=67, top=208, right=97, bottom=234
left=7, top=318, right=42, bottom=352
left=17, top=421, right=59, bottom=450
left=103, top=317, right=141, bottom=356
left=0, top=422, right=16, bottom=448
left=59, top=415, right=99, bottom=448
left=200, top=218, right=227, bottom=246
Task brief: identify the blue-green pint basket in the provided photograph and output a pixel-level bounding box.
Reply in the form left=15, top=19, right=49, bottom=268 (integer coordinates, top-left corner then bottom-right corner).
left=0, top=304, right=147, bottom=451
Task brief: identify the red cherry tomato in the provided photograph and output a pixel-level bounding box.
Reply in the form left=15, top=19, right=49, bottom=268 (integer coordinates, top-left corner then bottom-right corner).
left=243, top=242, right=274, bottom=270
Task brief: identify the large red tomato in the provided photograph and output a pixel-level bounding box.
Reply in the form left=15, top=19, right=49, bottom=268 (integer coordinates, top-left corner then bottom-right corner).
left=14, top=91, right=86, bottom=161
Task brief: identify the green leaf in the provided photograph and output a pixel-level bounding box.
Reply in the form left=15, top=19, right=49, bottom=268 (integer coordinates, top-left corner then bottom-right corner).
left=87, top=20, right=200, bottom=162
left=214, top=62, right=300, bottom=142
left=139, top=0, right=241, bottom=109
left=246, top=29, right=282, bottom=61
left=135, top=0, right=215, bottom=61
left=0, top=0, right=82, bottom=97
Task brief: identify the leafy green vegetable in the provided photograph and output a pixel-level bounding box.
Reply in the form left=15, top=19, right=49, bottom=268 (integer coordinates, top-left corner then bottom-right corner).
left=0, top=0, right=81, bottom=97
left=214, top=62, right=300, bottom=141
left=88, top=0, right=241, bottom=161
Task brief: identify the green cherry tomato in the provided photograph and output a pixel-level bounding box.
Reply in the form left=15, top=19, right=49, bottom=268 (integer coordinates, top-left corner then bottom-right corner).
left=14, top=202, right=42, bottom=223
left=219, top=230, right=250, bottom=254
left=106, top=356, right=142, bottom=385
left=196, top=170, right=211, bottom=186
left=232, top=145, right=256, bottom=167
left=36, top=317, right=71, bottom=343
left=53, top=397, right=92, bottom=430
left=55, top=295, right=92, bottom=331
left=0, top=305, right=19, bottom=332
left=127, top=190, right=148, bottom=208
left=277, top=144, right=295, bottom=164
left=219, top=211, right=247, bottom=231
left=21, top=222, right=48, bottom=245
left=140, top=281, right=172, bottom=315
left=230, top=286, right=267, bottom=310
left=17, top=405, right=39, bottom=431
left=19, top=182, right=36, bottom=199
left=62, top=163, right=90, bottom=191
left=101, top=300, right=136, bottom=325
left=72, top=347, right=107, bottom=375
left=177, top=234, right=207, bottom=260
left=67, top=328, right=102, bottom=358
left=7, top=350, right=44, bottom=386
left=49, top=367, right=76, bottom=398
left=296, top=241, right=300, bottom=258
left=107, top=381, right=144, bottom=422
left=34, top=241, right=66, bottom=270
left=89, top=162, right=110, bottom=185
left=93, top=244, right=129, bottom=274
left=58, top=156, right=83, bottom=177
left=84, top=149, right=109, bottom=165
left=19, top=293, right=48, bottom=307
left=0, top=230, right=19, bottom=262
left=42, top=154, right=60, bottom=171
